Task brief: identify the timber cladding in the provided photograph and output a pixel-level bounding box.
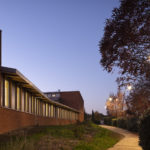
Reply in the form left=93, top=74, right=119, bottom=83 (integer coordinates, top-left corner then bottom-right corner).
left=0, top=107, right=77, bottom=134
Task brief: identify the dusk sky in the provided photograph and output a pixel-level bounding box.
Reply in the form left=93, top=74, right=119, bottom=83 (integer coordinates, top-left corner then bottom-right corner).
left=0, top=0, right=120, bottom=114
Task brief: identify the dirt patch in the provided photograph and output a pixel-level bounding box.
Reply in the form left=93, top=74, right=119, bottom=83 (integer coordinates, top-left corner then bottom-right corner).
left=36, top=136, right=79, bottom=150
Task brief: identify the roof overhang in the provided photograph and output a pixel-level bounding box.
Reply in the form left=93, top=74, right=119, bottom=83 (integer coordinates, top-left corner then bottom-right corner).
left=1, top=66, right=79, bottom=113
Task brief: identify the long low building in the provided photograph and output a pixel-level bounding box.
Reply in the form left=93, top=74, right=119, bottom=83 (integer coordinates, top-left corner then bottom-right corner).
left=0, top=31, right=84, bottom=134
left=44, top=91, right=84, bottom=122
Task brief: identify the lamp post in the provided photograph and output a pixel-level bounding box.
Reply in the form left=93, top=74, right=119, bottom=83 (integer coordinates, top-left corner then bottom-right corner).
left=109, top=97, right=112, bottom=101
left=127, top=85, right=132, bottom=91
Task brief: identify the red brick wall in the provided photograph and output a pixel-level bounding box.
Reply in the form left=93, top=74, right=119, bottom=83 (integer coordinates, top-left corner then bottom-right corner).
left=78, top=112, right=84, bottom=122
left=0, top=107, right=77, bottom=134
left=60, top=92, right=84, bottom=122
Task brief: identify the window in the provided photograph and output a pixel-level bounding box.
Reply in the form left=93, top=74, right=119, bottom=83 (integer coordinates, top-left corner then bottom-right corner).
left=52, top=94, right=56, bottom=97
left=46, top=103, right=48, bottom=117
left=56, top=93, right=60, bottom=97
left=62, top=109, right=64, bottom=119
left=4, top=79, right=9, bottom=107
left=34, top=98, right=37, bottom=115
left=11, top=82, right=16, bottom=109
left=48, top=94, right=51, bottom=98
left=51, top=105, right=53, bottom=117
left=57, top=108, right=59, bottom=118
left=31, top=96, right=34, bottom=114
left=39, top=100, right=41, bottom=116
left=21, top=89, right=24, bottom=112
left=17, top=86, right=20, bottom=110
left=64, top=110, right=66, bottom=119
left=36, top=99, right=38, bottom=115
left=49, top=104, right=51, bottom=117
left=53, top=106, right=56, bottom=118
left=59, top=108, right=61, bottom=119
left=43, top=102, right=46, bottom=116
left=25, top=92, right=28, bottom=112
left=29, top=94, right=31, bottom=113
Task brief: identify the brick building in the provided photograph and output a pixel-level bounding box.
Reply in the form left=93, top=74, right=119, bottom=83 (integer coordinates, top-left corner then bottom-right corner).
left=44, top=91, right=84, bottom=122
left=0, top=31, right=84, bottom=134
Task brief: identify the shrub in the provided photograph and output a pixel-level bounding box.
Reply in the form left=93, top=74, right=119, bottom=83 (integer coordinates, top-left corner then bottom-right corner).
left=112, top=119, right=117, bottom=126
left=117, top=118, right=127, bottom=129
left=139, top=111, right=150, bottom=150
left=104, top=117, right=112, bottom=125
left=127, top=117, right=138, bottom=132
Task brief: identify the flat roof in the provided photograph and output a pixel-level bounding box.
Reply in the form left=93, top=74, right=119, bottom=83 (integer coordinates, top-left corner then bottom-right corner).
left=1, top=66, right=79, bottom=113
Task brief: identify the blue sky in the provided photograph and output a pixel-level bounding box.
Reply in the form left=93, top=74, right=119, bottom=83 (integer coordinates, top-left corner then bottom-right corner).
left=0, top=0, right=120, bottom=114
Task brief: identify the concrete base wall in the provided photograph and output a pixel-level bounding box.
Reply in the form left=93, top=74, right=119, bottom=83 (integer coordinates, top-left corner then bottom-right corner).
left=0, top=107, right=77, bottom=134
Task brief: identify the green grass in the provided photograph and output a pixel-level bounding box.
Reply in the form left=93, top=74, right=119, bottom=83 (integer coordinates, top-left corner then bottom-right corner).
left=74, top=126, right=121, bottom=150
left=0, top=121, right=122, bottom=150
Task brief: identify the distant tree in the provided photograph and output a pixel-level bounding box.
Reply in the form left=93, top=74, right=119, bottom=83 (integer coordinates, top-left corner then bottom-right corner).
left=106, top=95, right=116, bottom=116
left=92, top=110, right=94, bottom=122
left=91, top=110, right=104, bottom=124
left=94, top=111, right=104, bottom=123
left=99, top=0, right=150, bottom=85
left=84, top=111, right=92, bottom=121
left=106, top=91, right=126, bottom=117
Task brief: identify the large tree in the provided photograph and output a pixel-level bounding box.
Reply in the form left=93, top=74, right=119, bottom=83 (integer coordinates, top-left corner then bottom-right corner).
left=126, top=78, right=150, bottom=116
left=99, top=0, right=150, bottom=85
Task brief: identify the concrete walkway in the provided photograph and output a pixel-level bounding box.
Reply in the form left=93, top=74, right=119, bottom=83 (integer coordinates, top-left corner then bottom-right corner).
left=101, top=125, right=142, bottom=150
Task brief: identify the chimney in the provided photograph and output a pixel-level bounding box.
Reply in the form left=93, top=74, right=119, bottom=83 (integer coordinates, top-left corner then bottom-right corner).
left=0, top=30, right=1, bottom=66
left=0, top=30, right=1, bottom=107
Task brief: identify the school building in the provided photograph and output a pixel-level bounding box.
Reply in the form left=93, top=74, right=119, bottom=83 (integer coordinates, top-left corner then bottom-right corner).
left=0, top=31, right=84, bottom=134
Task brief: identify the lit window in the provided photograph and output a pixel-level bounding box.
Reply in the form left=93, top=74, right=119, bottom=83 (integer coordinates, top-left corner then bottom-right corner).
left=43, top=103, right=46, bottom=116
left=32, top=96, right=34, bottom=114
left=29, top=95, right=31, bottom=113
left=48, top=105, right=51, bottom=117
left=21, top=90, right=24, bottom=112
left=11, top=82, right=16, bottom=109
left=17, top=86, right=20, bottom=110
left=59, top=108, right=61, bottom=118
left=5, top=79, right=9, bottom=107
left=57, top=108, right=59, bottom=118
left=52, top=94, right=56, bottom=97
left=46, top=103, right=48, bottom=117
left=53, top=106, right=55, bottom=118
left=38, top=100, right=41, bottom=116
left=25, top=92, right=28, bottom=112
left=51, top=105, right=53, bottom=117
left=36, top=99, right=38, bottom=115
left=34, top=98, right=37, bottom=115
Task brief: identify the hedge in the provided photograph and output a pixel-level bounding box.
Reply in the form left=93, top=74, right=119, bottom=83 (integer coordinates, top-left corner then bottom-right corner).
left=139, top=111, right=150, bottom=150
left=104, top=117, right=139, bottom=133
left=104, top=117, right=113, bottom=125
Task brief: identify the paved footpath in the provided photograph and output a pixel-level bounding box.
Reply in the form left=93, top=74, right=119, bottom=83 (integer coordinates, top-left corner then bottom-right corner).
left=101, top=125, right=142, bottom=150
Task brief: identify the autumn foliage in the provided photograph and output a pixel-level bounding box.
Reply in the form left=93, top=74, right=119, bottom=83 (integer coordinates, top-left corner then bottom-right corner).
left=99, top=0, right=150, bottom=85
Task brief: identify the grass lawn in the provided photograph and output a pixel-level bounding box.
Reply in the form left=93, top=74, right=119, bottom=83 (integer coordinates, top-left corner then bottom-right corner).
left=0, top=121, right=122, bottom=150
